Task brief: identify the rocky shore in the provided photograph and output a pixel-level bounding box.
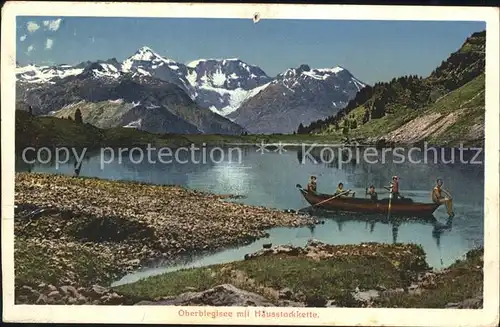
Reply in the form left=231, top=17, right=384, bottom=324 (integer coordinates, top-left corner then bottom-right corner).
left=14, top=172, right=317, bottom=304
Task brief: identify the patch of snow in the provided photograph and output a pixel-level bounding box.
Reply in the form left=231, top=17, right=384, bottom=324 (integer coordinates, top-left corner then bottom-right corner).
left=123, top=118, right=142, bottom=128
left=60, top=100, right=86, bottom=110
left=108, top=99, right=124, bottom=104
left=186, top=59, right=206, bottom=68
left=131, top=101, right=141, bottom=107
left=303, top=71, right=330, bottom=80
left=186, top=69, right=198, bottom=87
left=101, top=63, right=118, bottom=72
left=211, top=69, right=227, bottom=87
left=198, top=82, right=271, bottom=116
left=352, top=78, right=366, bottom=91
left=16, top=64, right=83, bottom=83
left=92, top=69, right=120, bottom=79
left=208, top=105, right=221, bottom=115
left=121, top=60, right=132, bottom=72
left=136, top=68, right=151, bottom=76
left=316, top=67, right=344, bottom=74
left=169, top=65, right=179, bottom=70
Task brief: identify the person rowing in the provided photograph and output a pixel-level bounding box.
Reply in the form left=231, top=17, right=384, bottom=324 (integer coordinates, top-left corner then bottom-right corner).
left=384, top=176, right=403, bottom=200
left=432, top=178, right=455, bottom=217
left=335, top=182, right=355, bottom=197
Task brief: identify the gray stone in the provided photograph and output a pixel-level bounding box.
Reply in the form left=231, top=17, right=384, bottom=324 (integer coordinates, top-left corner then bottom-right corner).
left=351, top=289, right=380, bottom=303
left=60, top=285, right=79, bottom=297
left=47, top=290, right=61, bottom=300
left=36, top=294, right=48, bottom=304
left=47, top=284, right=57, bottom=292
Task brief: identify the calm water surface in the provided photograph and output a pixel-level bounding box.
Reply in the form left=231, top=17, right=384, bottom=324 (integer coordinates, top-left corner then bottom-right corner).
left=16, top=146, right=484, bottom=285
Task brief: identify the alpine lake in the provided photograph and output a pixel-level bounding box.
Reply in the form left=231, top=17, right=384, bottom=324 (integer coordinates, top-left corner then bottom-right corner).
left=16, top=144, right=484, bottom=286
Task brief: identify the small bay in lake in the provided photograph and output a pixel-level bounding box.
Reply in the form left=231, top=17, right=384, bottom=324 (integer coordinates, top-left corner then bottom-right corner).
left=16, top=145, right=484, bottom=286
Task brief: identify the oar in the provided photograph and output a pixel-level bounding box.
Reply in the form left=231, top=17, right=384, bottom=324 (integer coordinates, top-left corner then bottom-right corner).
left=297, top=189, right=352, bottom=213
left=442, top=188, right=454, bottom=217
left=384, top=186, right=406, bottom=199
left=386, top=187, right=393, bottom=220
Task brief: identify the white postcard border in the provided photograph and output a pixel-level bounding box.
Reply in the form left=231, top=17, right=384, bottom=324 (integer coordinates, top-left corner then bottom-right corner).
left=2, top=2, right=499, bottom=326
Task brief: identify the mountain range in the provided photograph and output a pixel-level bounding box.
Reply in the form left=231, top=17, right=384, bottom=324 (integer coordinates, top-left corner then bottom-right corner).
left=15, top=46, right=365, bottom=135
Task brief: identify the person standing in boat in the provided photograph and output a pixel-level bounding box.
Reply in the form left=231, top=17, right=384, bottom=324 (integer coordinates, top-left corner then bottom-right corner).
left=307, top=176, right=317, bottom=193
left=432, top=178, right=455, bottom=217
left=386, top=176, right=402, bottom=199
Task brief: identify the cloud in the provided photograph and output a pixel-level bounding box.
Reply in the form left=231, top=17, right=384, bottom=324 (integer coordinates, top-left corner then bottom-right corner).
left=45, top=38, right=54, bottom=50
left=43, top=18, right=62, bottom=31
left=26, top=21, right=40, bottom=33
left=20, top=35, right=27, bottom=42
left=26, top=45, right=35, bottom=55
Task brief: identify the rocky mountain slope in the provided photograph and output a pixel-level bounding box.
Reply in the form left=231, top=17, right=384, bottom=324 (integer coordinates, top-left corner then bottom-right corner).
left=301, top=30, right=486, bottom=147
left=186, top=58, right=272, bottom=115
left=228, top=64, right=365, bottom=134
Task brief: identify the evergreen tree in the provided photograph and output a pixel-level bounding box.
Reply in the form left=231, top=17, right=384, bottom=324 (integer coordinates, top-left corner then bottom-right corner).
left=297, top=123, right=305, bottom=134
left=342, top=125, right=349, bottom=136
left=74, top=109, right=83, bottom=124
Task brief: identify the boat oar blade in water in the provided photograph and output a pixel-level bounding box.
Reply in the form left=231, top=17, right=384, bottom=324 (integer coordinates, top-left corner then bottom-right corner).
left=297, top=189, right=352, bottom=214
left=387, top=189, right=393, bottom=220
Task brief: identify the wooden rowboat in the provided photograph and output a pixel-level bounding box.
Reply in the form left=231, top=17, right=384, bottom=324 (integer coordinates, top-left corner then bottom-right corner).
left=297, top=185, right=441, bottom=218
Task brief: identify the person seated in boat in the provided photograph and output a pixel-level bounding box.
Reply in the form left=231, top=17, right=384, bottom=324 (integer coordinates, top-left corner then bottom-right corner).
left=385, top=176, right=403, bottom=200
left=366, top=185, right=378, bottom=202
left=335, top=183, right=354, bottom=197
left=307, top=176, right=317, bottom=193
left=432, top=178, right=455, bottom=217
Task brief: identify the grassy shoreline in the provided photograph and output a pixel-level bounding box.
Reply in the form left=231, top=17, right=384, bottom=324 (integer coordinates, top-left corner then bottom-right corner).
left=115, top=241, right=483, bottom=308
left=13, top=173, right=483, bottom=308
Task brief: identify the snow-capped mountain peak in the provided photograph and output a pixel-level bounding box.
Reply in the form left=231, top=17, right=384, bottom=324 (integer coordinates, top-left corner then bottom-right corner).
left=271, top=64, right=365, bottom=93
left=121, top=46, right=178, bottom=73
left=129, top=46, right=164, bottom=62
left=81, top=62, right=122, bottom=79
